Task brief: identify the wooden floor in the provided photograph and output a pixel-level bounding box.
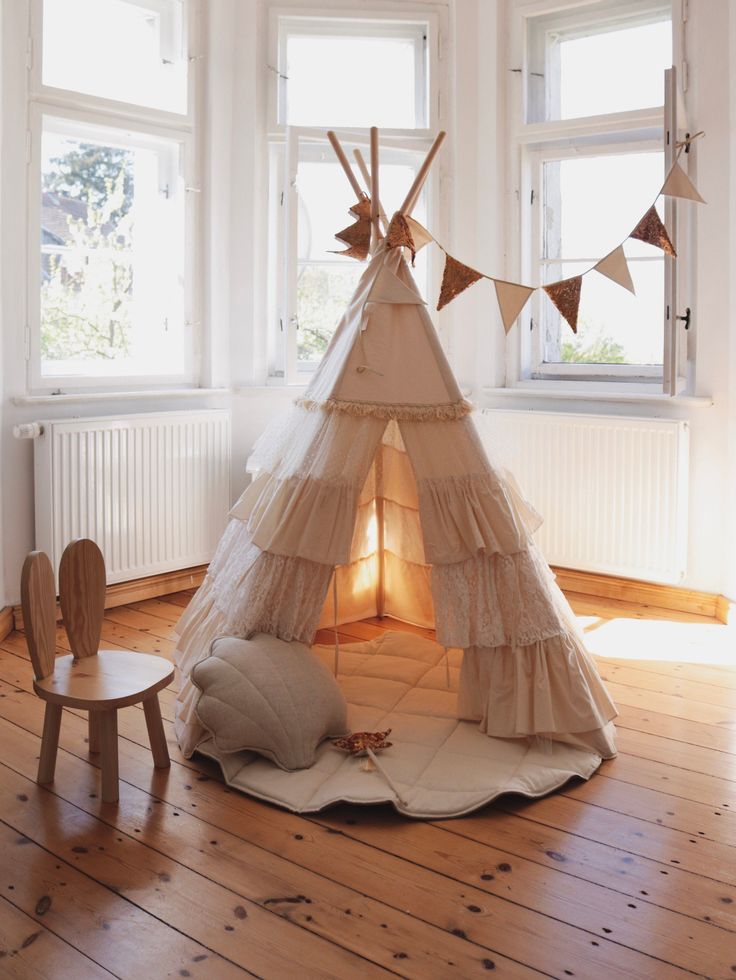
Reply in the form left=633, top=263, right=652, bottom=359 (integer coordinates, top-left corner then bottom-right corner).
left=0, top=591, right=735, bottom=979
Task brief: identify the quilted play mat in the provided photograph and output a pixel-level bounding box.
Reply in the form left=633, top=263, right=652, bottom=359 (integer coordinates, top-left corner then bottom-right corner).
left=195, top=630, right=605, bottom=819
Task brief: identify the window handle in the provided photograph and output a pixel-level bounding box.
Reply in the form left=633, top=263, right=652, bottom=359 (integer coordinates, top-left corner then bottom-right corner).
left=676, top=307, right=691, bottom=330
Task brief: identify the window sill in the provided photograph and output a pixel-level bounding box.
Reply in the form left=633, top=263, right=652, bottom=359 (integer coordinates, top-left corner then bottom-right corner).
left=13, top=387, right=229, bottom=407
left=482, top=385, right=713, bottom=409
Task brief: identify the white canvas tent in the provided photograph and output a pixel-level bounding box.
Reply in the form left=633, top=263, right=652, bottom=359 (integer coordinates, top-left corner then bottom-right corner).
left=173, top=130, right=616, bottom=810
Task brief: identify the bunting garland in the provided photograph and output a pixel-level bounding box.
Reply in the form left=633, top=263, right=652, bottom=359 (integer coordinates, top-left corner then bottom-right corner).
left=331, top=140, right=705, bottom=335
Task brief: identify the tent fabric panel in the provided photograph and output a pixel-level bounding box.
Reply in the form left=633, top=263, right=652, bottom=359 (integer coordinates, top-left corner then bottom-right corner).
left=245, top=474, right=360, bottom=566
left=318, top=557, right=380, bottom=629
left=246, top=403, right=386, bottom=487
left=458, top=640, right=617, bottom=758
left=431, top=546, right=569, bottom=649
left=384, top=551, right=434, bottom=628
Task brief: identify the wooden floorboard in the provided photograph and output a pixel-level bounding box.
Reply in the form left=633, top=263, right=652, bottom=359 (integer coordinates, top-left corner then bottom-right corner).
left=1, top=592, right=735, bottom=977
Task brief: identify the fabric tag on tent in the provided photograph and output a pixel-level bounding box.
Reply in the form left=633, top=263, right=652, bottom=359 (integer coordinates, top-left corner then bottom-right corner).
left=367, top=266, right=426, bottom=305
left=594, top=245, right=635, bottom=294
left=630, top=206, right=676, bottom=257
left=661, top=161, right=706, bottom=204
left=543, top=276, right=582, bottom=333
left=437, top=254, right=484, bottom=311
left=492, top=279, right=534, bottom=333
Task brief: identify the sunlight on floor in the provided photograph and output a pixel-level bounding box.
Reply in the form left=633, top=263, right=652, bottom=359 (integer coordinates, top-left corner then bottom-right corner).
left=575, top=610, right=735, bottom=666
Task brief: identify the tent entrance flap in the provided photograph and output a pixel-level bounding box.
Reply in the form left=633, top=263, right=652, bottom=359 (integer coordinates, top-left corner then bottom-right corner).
left=317, top=420, right=435, bottom=632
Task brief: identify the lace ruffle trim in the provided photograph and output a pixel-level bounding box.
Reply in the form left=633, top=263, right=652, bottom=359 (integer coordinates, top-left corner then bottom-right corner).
left=296, top=396, right=473, bottom=421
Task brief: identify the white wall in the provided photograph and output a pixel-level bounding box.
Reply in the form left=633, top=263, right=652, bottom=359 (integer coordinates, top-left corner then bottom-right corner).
left=2, top=0, right=736, bottom=605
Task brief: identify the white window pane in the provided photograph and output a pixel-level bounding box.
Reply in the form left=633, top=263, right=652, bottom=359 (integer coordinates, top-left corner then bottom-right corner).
left=296, top=263, right=363, bottom=365
left=43, top=0, right=187, bottom=114
left=527, top=5, right=671, bottom=123
left=559, top=20, right=671, bottom=119
left=41, top=123, right=186, bottom=378
left=541, top=260, right=664, bottom=366
left=542, top=152, right=665, bottom=260
left=284, top=27, right=426, bottom=128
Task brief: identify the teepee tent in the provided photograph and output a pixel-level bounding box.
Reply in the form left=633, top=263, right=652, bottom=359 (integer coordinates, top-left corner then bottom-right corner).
left=174, top=129, right=616, bottom=788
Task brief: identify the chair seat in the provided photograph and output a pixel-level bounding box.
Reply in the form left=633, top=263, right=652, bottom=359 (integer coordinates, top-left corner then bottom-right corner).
left=34, top=649, right=174, bottom=710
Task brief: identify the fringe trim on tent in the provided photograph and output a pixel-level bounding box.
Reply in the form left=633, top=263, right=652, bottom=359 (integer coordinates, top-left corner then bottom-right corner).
left=295, top=396, right=474, bottom=421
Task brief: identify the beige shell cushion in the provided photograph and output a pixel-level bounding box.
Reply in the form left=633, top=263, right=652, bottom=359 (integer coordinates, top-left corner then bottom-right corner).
left=191, top=633, right=348, bottom=771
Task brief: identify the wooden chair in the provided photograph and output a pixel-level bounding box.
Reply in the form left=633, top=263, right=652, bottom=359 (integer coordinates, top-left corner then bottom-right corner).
left=21, top=539, right=175, bottom=803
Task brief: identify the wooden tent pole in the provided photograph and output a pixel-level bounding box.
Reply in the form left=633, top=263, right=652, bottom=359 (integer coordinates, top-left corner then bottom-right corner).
left=369, top=127, right=383, bottom=244
left=399, top=130, right=447, bottom=216
left=353, top=148, right=388, bottom=232
left=375, top=445, right=386, bottom=619
left=326, top=130, right=365, bottom=201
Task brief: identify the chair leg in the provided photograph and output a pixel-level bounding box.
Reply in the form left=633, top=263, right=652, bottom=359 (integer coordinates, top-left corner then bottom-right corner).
left=38, top=703, right=62, bottom=785
left=88, top=712, right=100, bottom=754
left=143, top=696, right=170, bottom=769
left=98, top=710, right=119, bottom=804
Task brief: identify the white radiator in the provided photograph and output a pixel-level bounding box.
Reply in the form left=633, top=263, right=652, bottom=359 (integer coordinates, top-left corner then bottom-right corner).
left=478, top=409, right=689, bottom=584
left=33, top=410, right=231, bottom=584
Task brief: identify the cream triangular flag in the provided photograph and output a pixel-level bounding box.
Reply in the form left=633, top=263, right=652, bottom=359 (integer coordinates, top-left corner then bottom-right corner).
left=661, top=161, right=706, bottom=203
left=367, top=265, right=426, bottom=305
left=492, top=279, right=535, bottom=333
left=594, top=245, right=635, bottom=294
left=405, top=216, right=434, bottom=252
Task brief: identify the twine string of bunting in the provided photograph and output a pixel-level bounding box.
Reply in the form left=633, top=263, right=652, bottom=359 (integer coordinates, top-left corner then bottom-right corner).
left=334, top=139, right=705, bottom=335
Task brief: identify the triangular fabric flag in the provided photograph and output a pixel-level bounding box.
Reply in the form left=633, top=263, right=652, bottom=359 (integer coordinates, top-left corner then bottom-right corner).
left=405, top=216, right=434, bottom=252
left=385, top=212, right=416, bottom=263
left=594, top=245, right=635, bottom=294
left=333, top=198, right=372, bottom=261
left=330, top=244, right=371, bottom=260
left=492, top=279, right=535, bottom=333
left=660, top=161, right=706, bottom=204
left=543, top=276, right=583, bottom=333
left=437, top=254, right=484, bottom=311
left=367, top=265, right=426, bottom=305
left=630, top=206, right=677, bottom=257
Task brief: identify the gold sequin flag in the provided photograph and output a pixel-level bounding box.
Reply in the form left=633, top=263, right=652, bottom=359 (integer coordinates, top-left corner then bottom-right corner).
left=385, top=212, right=417, bottom=263
left=630, top=206, right=677, bottom=257
left=594, top=245, right=635, bottom=294
left=437, top=254, right=484, bottom=311
left=660, top=161, right=706, bottom=204
left=332, top=198, right=372, bottom=261
left=543, top=275, right=583, bottom=333
left=492, top=279, right=535, bottom=333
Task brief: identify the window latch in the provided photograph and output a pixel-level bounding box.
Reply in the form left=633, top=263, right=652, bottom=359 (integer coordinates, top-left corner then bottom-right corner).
left=676, top=307, right=691, bottom=330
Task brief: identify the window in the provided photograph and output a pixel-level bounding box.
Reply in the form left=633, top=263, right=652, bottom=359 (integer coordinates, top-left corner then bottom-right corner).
left=42, top=0, right=188, bottom=114
left=511, top=0, right=687, bottom=390
left=534, top=148, right=665, bottom=369
left=278, top=18, right=428, bottom=129
left=268, top=11, right=441, bottom=383
left=28, top=0, right=198, bottom=390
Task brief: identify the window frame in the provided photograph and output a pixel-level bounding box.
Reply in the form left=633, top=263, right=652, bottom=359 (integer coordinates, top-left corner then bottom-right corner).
left=25, top=0, right=202, bottom=394
left=506, top=0, right=690, bottom=394
left=527, top=138, right=667, bottom=381
left=266, top=5, right=446, bottom=386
